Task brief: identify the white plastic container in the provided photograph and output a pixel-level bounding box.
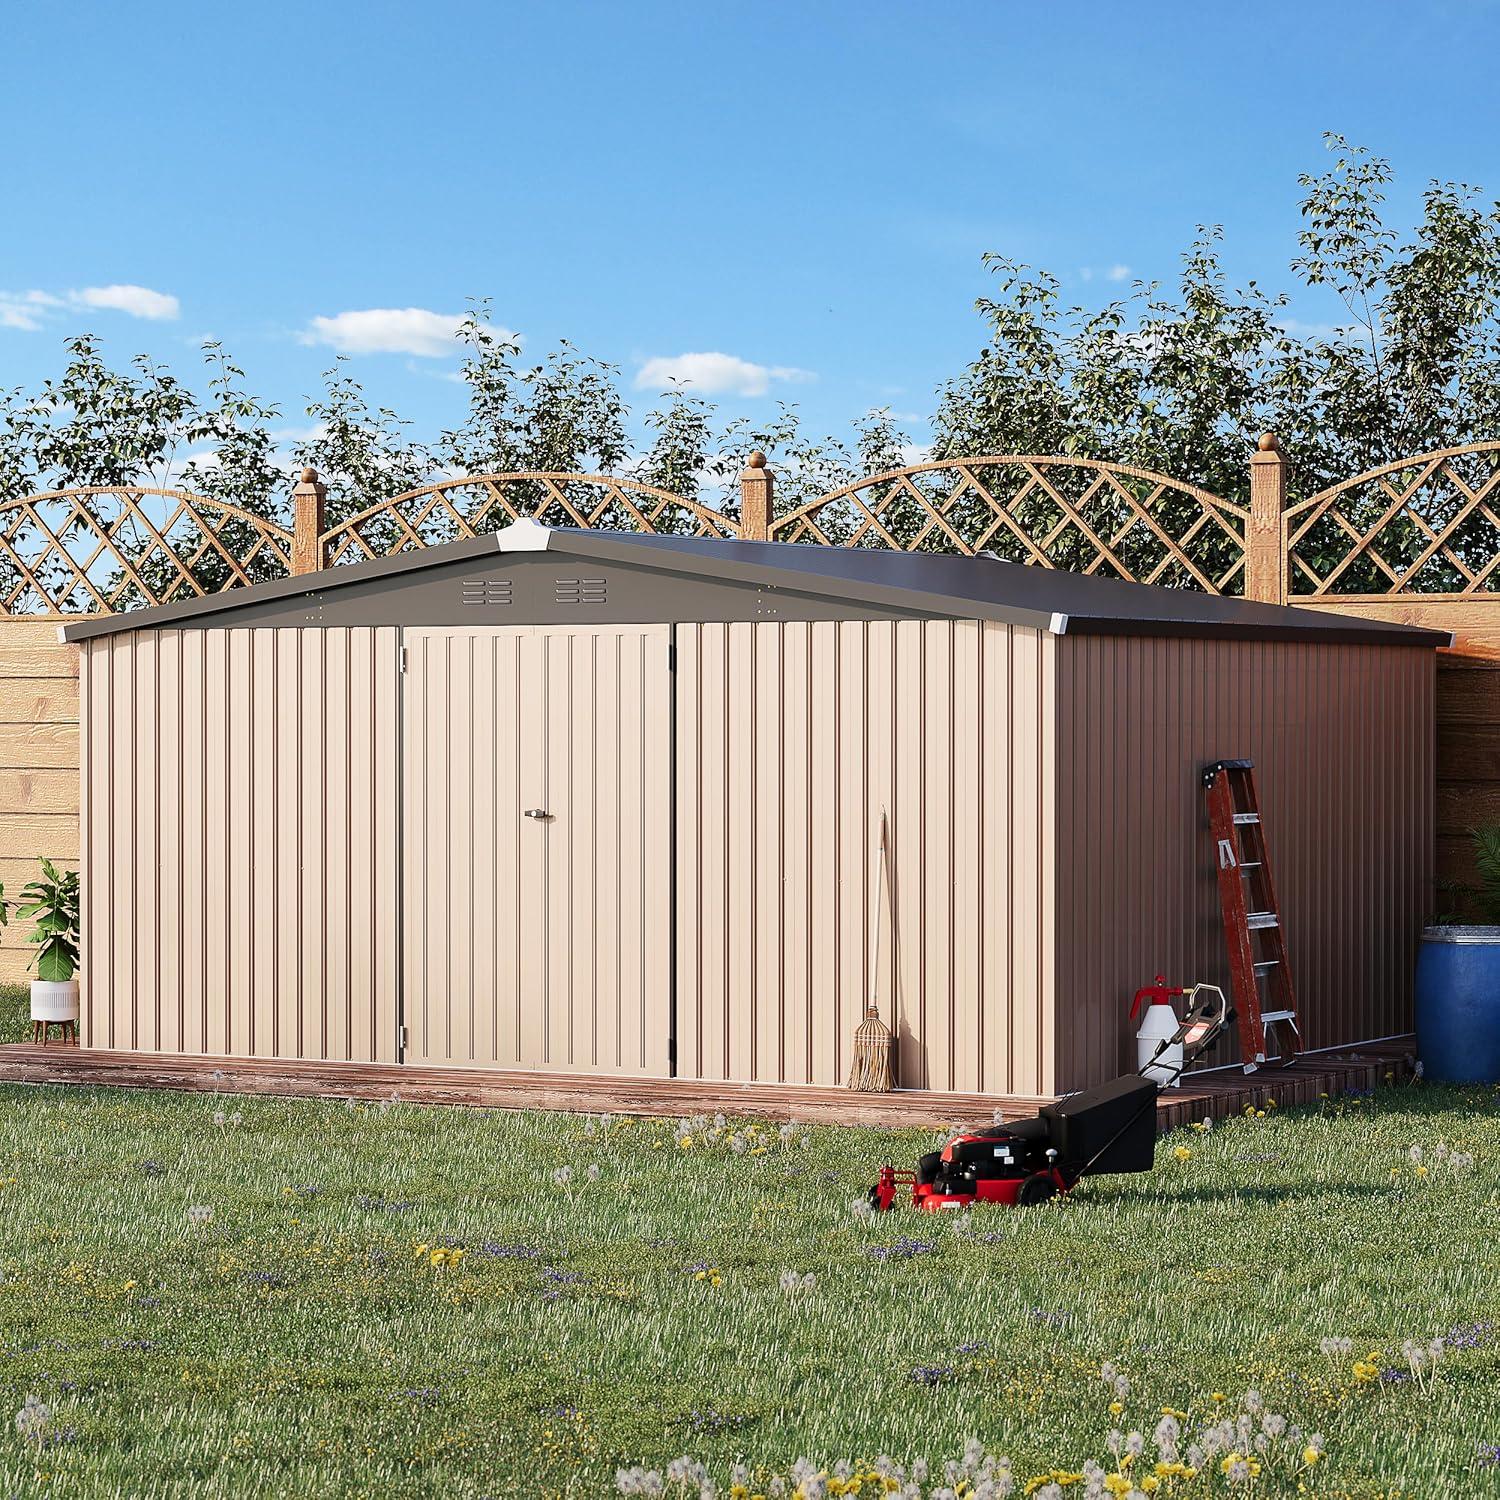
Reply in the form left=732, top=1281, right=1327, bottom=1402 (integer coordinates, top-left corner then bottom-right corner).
left=1136, top=1001, right=1183, bottom=1087
left=30, top=979, right=79, bottom=1024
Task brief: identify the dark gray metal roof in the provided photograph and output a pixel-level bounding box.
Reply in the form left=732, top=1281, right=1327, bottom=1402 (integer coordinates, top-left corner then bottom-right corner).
left=57, top=520, right=1452, bottom=646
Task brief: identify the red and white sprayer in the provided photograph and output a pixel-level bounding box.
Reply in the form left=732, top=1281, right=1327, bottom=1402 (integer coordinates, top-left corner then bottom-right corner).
left=1131, top=975, right=1186, bottom=1088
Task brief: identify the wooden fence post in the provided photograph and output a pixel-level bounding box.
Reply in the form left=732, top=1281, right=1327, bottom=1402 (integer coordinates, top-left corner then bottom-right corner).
left=291, top=467, right=327, bottom=576
left=739, top=451, right=773, bottom=541
left=1246, top=434, right=1287, bottom=605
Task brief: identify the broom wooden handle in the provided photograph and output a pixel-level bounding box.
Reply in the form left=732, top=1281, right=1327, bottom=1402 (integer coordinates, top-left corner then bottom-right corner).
left=867, top=810, right=889, bottom=1017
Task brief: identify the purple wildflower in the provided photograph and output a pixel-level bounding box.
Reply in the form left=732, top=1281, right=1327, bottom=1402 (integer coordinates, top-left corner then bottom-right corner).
left=868, top=1237, right=938, bottom=1262
left=1449, top=1322, right=1495, bottom=1349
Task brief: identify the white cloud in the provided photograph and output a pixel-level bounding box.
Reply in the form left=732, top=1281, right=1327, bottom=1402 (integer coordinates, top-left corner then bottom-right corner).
left=0, top=290, right=60, bottom=331
left=1277, top=315, right=1359, bottom=342
left=633, top=351, right=813, bottom=398
left=1078, top=264, right=1133, bottom=285
left=302, top=307, right=484, bottom=358
left=269, top=421, right=329, bottom=445
left=0, top=283, right=179, bottom=331
left=72, top=284, right=180, bottom=320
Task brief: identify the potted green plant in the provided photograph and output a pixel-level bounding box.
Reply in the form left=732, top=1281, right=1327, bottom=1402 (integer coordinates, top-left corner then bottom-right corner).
left=0, top=859, right=81, bottom=1034
left=1418, top=826, right=1500, bottom=1083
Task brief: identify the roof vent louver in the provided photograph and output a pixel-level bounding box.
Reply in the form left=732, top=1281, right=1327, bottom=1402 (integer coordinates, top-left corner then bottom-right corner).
left=460, top=579, right=513, bottom=607
left=555, top=577, right=606, bottom=606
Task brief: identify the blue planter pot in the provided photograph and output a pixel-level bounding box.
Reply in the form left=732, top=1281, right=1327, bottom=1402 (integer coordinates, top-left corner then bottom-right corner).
left=1416, top=926, right=1500, bottom=1085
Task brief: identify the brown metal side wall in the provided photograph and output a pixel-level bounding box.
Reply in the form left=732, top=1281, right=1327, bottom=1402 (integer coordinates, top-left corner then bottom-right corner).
left=1053, top=636, right=1434, bottom=1092
left=79, top=628, right=401, bottom=1061
left=675, top=618, right=1057, bottom=1096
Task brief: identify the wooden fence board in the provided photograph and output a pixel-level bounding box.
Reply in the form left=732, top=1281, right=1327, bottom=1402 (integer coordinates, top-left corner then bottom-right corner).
left=0, top=686, right=79, bottom=724
left=0, top=623, right=83, bottom=982
left=0, top=722, right=79, bottom=769
left=0, top=767, right=79, bottom=814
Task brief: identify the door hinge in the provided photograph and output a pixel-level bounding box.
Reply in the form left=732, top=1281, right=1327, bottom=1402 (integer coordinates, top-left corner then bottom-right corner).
left=398, top=1024, right=409, bottom=1050
left=399, top=646, right=408, bottom=674
left=667, top=641, right=677, bottom=671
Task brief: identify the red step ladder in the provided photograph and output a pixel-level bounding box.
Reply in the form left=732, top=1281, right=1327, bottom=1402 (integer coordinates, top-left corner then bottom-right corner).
left=1202, top=760, right=1301, bottom=1071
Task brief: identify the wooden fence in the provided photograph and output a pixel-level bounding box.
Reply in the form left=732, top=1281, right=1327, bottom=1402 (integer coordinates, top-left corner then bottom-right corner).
left=1, top=435, right=1498, bottom=978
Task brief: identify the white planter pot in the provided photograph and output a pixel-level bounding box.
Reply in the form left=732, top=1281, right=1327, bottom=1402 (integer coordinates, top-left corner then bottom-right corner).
left=30, top=979, right=79, bottom=1023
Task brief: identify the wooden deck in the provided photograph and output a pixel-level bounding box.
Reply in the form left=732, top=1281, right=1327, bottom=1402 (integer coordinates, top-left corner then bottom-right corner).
left=0, top=1036, right=1414, bottom=1131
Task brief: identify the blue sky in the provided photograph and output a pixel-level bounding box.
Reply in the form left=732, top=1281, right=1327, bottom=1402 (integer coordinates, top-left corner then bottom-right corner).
left=3, top=0, right=1500, bottom=465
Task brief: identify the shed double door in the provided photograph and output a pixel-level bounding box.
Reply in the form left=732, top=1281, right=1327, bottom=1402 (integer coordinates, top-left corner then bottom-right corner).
left=401, top=626, right=672, bottom=1074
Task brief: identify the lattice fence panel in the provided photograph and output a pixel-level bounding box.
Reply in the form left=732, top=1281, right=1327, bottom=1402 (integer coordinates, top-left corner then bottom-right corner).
left=769, top=457, right=1249, bottom=592
left=321, top=474, right=736, bottom=565
left=1286, top=445, right=1500, bottom=597
left=0, top=489, right=295, bottom=615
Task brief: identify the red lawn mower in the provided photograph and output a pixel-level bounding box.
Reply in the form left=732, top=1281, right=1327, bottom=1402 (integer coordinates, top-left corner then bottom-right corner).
left=868, top=982, right=1230, bottom=1212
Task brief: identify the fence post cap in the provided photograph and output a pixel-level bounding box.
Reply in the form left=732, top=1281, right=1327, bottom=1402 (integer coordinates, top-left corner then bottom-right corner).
left=297, top=466, right=322, bottom=486
left=744, top=450, right=768, bottom=470
left=1255, top=433, right=1283, bottom=455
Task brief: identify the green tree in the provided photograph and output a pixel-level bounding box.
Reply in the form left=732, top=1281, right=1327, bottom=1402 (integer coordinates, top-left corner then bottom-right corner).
left=294, top=361, right=433, bottom=535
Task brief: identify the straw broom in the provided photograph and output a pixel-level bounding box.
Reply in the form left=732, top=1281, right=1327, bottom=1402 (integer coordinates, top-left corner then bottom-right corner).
left=848, top=811, right=896, bottom=1092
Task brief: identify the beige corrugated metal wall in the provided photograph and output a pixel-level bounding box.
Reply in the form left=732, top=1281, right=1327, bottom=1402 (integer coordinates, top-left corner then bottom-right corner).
left=675, top=618, right=1057, bottom=1096
left=402, top=626, right=672, bottom=1074
left=1054, top=637, right=1434, bottom=1091
left=79, top=627, right=401, bottom=1060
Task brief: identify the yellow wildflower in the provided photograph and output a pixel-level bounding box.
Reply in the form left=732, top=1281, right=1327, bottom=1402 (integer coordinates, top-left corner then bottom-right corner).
left=1303, top=1447, right=1321, bottom=1466
left=1108, top=1400, right=1123, bottom=1415
left=1173, top=1145, right=1192, bottom=1163
left=1103, top=1475, right=1131, bottom=1497
left=1211, top=1391, right=1226, bottom=1403
left=1220, top=1452, right=1261, bottom=1478
left=679, top=1136, right=694, bottom=1149
left=1415, top=1163, right=1429, bottom=1178
left=1140, top=1479, right=1160, bottom=1494
left=413, top=1242, right=430, bottom=1260
left=1352, top=1358, right=1380, bottom=1383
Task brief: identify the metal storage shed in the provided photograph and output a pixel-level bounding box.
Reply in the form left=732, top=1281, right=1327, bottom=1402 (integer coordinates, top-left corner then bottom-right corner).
left=61, top=519, right=1445, bottom=1096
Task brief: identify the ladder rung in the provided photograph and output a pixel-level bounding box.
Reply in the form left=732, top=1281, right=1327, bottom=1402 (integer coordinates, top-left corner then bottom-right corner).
left=1239, top=861, right=1262, bottom=870
left=1260, top=1010, right=1296, bottom=1024
left=1233, top=813, right=1260, bottom=825
left=1246, top=912, right=1279, bottom=930
left=1252, top=959, right=1279, bottom=973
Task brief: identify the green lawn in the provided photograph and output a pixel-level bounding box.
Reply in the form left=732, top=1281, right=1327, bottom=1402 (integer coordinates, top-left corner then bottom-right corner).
left=2, top=982, right=28, bottom=1043
left=0, top=1056, right=1497, bottom=1498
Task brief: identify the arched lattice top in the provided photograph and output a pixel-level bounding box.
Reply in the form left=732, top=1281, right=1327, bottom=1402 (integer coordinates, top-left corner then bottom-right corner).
left=0, top=487, right=295, bottom=615
left=1286, top=442, right=1500, bottom=597
left=770, top=456, right=1249, bottom=592
left=320, top=472, right=736, bottom=565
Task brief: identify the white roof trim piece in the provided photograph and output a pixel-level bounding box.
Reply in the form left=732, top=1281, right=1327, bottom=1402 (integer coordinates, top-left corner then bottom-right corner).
left=493, top=517, right=552, bottom=552
left=1048, top=611, right=1070, bottom=635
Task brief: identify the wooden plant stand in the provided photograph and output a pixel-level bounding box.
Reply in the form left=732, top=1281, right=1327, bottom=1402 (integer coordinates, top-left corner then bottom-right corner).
left=31, top=1019, right=77, bottom=1046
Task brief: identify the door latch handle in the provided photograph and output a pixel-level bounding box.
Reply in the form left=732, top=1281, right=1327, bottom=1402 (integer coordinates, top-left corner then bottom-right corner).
left=523, top=808, right=551, bottom=820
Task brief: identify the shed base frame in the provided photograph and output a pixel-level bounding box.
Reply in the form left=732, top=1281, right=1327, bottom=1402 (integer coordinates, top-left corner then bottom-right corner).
left=0, top=1037, right=1413, bottom=1131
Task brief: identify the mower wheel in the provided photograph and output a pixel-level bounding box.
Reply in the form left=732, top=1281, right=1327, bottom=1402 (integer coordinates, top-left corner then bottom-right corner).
left=1016, top=1173, right=1057, bottom=1207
